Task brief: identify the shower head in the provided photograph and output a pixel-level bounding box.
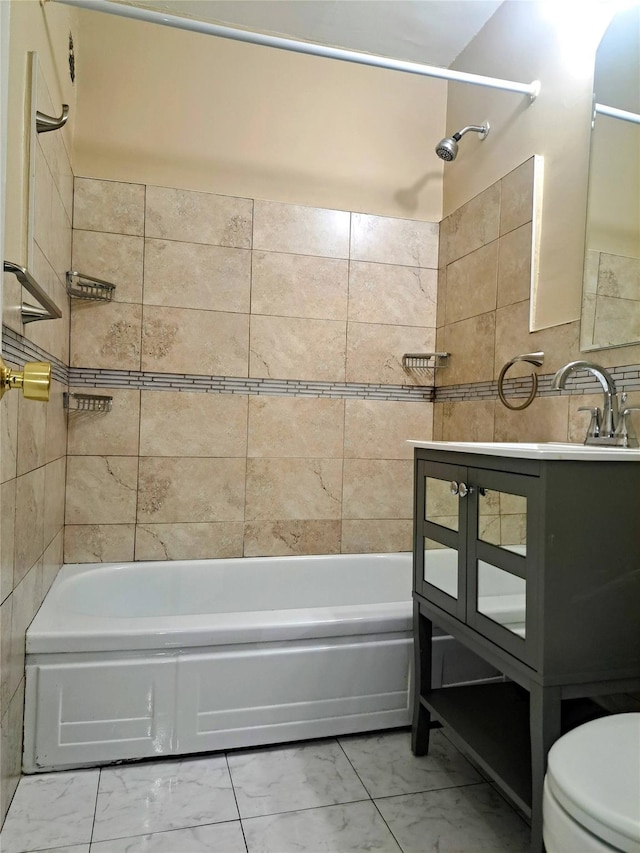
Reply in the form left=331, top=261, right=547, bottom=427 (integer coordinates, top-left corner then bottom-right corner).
left=435, top=121, right=490, bottom=162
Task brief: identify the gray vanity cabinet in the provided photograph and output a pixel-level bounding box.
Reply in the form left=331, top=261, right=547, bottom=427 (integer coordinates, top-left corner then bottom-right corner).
left=411, top=447, right=640, bottom=853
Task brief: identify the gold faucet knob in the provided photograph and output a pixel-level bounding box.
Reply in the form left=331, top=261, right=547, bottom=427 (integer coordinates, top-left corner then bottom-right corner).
left=0, top=357, right=51, bottom=402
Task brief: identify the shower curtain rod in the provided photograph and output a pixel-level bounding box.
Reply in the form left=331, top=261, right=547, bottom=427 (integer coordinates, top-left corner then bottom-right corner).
left=54, top=0, right=540, bottom=101
left=595, top=103, right=640, bottom=126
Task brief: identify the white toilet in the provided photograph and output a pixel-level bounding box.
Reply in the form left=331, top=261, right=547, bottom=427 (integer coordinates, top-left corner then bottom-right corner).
left=543, top=712, right=640, bottom=853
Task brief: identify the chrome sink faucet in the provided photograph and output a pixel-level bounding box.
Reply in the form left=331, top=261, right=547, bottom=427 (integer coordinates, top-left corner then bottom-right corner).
left=552, top=360, right=638, bottom=447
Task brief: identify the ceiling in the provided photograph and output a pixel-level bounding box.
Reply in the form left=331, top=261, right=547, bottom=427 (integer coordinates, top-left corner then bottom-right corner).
left=119, top=0, right=504, bottom=67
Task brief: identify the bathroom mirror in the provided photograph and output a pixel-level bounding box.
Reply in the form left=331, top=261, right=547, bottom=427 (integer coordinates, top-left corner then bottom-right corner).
left=580, top=5, right=640, bottom=351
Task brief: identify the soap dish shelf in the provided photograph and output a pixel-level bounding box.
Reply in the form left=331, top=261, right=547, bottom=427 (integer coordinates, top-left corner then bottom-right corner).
left=402, top=352, right=449, bottom=371
left=66, top=271, right=116, bottom=301
left=64, top=392, right=113, bottom=413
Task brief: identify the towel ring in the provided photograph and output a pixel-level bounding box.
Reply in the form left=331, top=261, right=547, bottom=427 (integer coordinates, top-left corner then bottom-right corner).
left=498, top=352, right=544, bottom=411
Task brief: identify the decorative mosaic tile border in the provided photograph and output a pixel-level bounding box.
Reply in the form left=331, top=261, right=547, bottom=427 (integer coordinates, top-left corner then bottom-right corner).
left=67, top=367, right=435, bottom=402
left=1, top=326, right=68, bottom=385
left=4, top=325, right=640, bottom=404
left=436, top=364, right=640, bottom=403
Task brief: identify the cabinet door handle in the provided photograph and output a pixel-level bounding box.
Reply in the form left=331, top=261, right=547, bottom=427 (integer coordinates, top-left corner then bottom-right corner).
left=450, top=481, right=460, bottom=496
left=458, top=482, right=474, bottom=498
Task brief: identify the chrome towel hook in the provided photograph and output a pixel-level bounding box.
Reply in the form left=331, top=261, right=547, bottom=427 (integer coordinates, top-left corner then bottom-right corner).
left=36, top=104, right=69, bottom=133
left=498, top=352, right=544, bottom=411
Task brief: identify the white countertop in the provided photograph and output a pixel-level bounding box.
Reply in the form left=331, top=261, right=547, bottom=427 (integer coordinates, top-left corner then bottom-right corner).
left=407, top=440, right=640, bottom=461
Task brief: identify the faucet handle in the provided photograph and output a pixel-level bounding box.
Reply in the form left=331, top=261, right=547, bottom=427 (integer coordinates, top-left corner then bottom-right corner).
left=613, top=407, right=640, bottom=447
left=578, top=406, right=601, bottom=440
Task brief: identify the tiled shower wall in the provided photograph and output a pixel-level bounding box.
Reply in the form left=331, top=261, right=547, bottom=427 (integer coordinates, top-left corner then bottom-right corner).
left=64, top=179, right=438, bottom=562
left=434, top=158, right=640, bottom=441
left=0, top=74, right=72, bottom=821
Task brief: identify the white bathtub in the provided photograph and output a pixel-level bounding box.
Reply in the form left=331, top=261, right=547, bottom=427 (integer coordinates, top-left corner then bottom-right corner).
left=24, top=553, right=415, bottom=772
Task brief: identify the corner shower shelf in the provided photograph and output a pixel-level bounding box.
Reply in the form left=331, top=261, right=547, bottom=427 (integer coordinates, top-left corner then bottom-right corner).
left=64, top=392, right=113, bottom=413
left=402, top=352, right=449, bottom=371
left=66, top=271, right=116, bottom=301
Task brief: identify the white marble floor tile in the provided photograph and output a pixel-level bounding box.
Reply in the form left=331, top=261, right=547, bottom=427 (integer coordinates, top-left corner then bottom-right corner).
left=243, top=801, right=402, bottom=853
left=32, top=847, right=90, bottom=853
left=338, top=729, right=482, bottom=798
left=89, top=820, right=246, bottom=852
left=92, top=756, right=238, bottom=842
left=0, top=770, right=99, bottom=853
left=375, top=783, right=530, bottom=853
left=227, top=739, right=369, bottom=819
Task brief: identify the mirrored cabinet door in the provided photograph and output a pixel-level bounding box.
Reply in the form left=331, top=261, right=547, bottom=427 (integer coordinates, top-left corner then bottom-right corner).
left=477, top=486, right=527, bottom=556
left=476, top=560, right=526, bottom=638
left=417, top=460, right=468, bottom=619
left=424, top=475, right=460, bottom=531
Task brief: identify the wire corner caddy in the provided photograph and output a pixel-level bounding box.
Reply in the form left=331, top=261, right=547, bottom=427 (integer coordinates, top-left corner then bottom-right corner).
left=402, top=352, right=449, bottom=371
left=66, top=271, right=116, bottom=302
left=64, top=392, right=113, bottom=413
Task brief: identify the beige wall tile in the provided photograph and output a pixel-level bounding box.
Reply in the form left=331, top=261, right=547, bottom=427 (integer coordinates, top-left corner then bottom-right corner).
left=342, top=459, right=413, bottom=519
left=0, top=596, right=11, bottom=719
left=440, top=313, right=496, bottom=385
left=71, top=301, right=142, bottom=370
left=251, top=251, right=348, bottom=321
left=443, top=183, right=500, bottom=265
left=1, top=481, right=16, bottom=604
left=248, top=396, right=343, bottom=458
left=253, top=201, right=350, bottom=258
left=346, top=322, right=436, bottom=385
left=42, top=532, right=64, bottom=597
left=1, top=680, right=24, bottom=825
left=144, top=239, right=251, bottom=313
left=65, top=456, right=139, bottom=524
left=45, top=381, right=68, bottom=464
left=244, top=520, right=341, bottom=557
left=44, top=457, right=66, bottom=550
left=341, top=519, right=412, bottom=554
left=141, top=305, right=249, bottom=376
left=16, top=396, right=47, bottom=476
left=497, top=223, right=532, bottom=309
left=1, top=390, right=18, bottom=484
left=145, top=186, right=252, bottom=248
left=500, top=157, right=534, bottom=236
left=49, top=182, right=72, bottom=284
left=245, top=458, right=342, bottom=521
left=445, top=241, right=498, bottom=324
left=137, top=457, right=246, bottom=523
left=432, top=403, right=444, bottom=440
left=494, top=395, right=570, bottom=442
left=436, top=267, right=446, bottom=330
left=441, top=400, right=496, bottom=442
left=344, top=400, right=432, bottom=459
left=140, top=392, right=248, bottom=457
left=14, top=468, right=46, bottom=586
left=493, top=301, right=580, bottom=380
left=10, top=564, right=40, bottom=703
left=67, top=389, right=141, bottom=456
left=135, top=522, right=244, bottom=561
left=72, top=230, right=144, bottom=304
left=249, top=315, right=346, bottom=381
left=64, top=524, right=136, bottom=564
left=33, top=143, right=53, bottom=261
left=74, top=177, right=145, bottom=235
left=348, top=262, right=437, bottom=327
left=350, top=214, right=439, bottom=268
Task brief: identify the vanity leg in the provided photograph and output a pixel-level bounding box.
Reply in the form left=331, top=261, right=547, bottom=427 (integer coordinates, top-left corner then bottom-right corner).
left=411, top=602, right=432, bottom=755
left=529, top=686, right=562, bottom=853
